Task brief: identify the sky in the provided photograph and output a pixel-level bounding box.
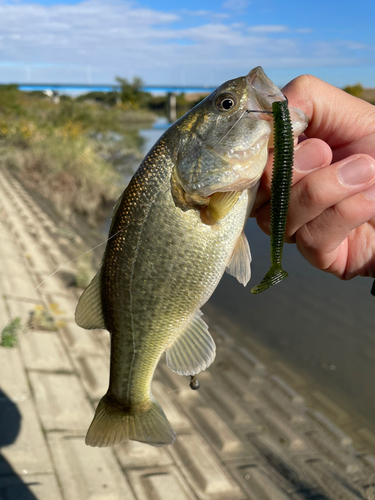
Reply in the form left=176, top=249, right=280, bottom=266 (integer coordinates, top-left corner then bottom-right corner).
left=0, top=0, right=375, bottom=89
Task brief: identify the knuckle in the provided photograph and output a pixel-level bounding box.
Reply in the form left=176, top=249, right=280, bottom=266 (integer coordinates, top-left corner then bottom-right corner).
left=285, top=74, right=316, bottom=95
left=296, top=222, right=318, bottom=252
left=299, top=179, right=325, bottom=209
left=329, top=203, right=347, bottom=227
left=293, top=74, right=314, bottom=90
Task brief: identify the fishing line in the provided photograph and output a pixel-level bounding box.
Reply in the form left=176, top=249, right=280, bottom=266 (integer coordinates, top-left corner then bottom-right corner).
left=212, top=106, right=274, bottom=151
left=212, top=110, right=247, bottom=150
left=246, top=110, right=273, bottom=114
left=0, top=226, right=129, bottom=335
left=1, top=181, right=174, bottom=334
left=166, top=377, right=199, bottom=394
left=1, top=99, right=290, bottom=333
left=209, top=106, right=273, bottom=165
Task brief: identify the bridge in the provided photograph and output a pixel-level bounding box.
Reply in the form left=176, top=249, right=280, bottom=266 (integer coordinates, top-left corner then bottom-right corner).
left=17, top=83, right=217, bottom=94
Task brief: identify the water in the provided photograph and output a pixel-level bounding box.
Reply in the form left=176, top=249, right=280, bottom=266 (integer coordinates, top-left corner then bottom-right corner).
left=102, top=118, right=375, bottom=451
left=102, top=119, right=169, bottom=233
left=208, top=218, right=375, bottom=448
left=139, top=117, right=170, bottom=155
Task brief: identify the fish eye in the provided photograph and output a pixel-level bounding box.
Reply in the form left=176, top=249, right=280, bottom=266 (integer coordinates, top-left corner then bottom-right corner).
left=215, top=94, right=237, bottom=112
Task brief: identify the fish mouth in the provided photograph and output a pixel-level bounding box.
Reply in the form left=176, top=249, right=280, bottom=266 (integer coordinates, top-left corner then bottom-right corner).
left=246, top=66, right=285, bottom=111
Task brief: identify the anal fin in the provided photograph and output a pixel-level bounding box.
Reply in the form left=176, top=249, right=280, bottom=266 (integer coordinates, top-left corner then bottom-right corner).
left=166, top=311, right=216, bottom=376
left=226, top=230, right=251, bottom=286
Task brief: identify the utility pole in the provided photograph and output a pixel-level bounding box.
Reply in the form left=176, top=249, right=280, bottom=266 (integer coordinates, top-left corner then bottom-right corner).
left=167, top=92, right=177, bottom=123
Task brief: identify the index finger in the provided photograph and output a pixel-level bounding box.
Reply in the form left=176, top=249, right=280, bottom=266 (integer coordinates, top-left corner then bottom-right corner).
left=282, top=75, right=375, bottom=161
left=252, top=137, right=332, bottom=215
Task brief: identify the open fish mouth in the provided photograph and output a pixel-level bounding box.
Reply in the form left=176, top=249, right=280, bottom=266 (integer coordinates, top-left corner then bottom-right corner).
left=246, top=66, right=285, bottom=110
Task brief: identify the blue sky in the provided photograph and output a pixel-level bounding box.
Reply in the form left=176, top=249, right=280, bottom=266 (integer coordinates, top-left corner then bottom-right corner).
left=0, top=0, right=374, bottom=88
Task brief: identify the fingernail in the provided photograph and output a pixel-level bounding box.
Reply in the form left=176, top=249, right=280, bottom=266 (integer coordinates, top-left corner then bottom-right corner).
left=294, top=141, right=327, bottom=172
left=338, top=157, right=374, bottom=186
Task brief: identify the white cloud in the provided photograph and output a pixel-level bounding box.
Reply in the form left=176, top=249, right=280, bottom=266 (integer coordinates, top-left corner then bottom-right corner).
left=181, top=9, right=229, bottom=19
left=0, top=0, right=373, bottom=86
left=248, top=25, right=289, bottom=33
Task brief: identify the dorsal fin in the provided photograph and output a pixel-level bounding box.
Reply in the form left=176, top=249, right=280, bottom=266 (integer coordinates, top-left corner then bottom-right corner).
left=226, top=230, right=251, bottom=286
left=75, top=267, right=106, bottom=330
left=166, top=311, right=216, bottom=376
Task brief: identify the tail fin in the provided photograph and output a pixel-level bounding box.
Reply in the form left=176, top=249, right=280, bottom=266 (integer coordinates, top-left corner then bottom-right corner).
left=85, top=395, right=176, bottom=447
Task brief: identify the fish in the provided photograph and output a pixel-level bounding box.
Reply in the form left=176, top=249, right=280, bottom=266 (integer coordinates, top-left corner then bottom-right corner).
left=75, top=66, right=308, bottom=448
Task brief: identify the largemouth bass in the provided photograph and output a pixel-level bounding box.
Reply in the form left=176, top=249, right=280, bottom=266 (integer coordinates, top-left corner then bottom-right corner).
left=75, top=67, right=307, bottom=448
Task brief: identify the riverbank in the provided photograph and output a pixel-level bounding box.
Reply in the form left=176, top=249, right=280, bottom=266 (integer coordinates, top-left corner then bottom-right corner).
left=0, top=86, right=155, bottom=230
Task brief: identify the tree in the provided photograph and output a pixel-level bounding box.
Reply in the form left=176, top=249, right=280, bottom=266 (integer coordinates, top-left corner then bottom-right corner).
left=115, top=76, right=151, bottom=109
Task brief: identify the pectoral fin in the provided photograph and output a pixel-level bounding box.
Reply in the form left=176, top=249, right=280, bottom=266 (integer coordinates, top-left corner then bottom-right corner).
left=200, top=191, right=241, bottom=225
left=166, top=311, right=216, bottom=376
left=75, top=267, right=106, bottom=330
left=226, top=230, right=251, bottom=286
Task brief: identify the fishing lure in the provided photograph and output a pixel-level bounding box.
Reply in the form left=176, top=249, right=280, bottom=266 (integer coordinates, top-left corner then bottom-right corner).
left=251, top=98, right=294, bottom=294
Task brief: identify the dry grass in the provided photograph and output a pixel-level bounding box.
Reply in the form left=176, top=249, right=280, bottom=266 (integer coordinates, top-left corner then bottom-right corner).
left=0, top=86, right=154, bottom=226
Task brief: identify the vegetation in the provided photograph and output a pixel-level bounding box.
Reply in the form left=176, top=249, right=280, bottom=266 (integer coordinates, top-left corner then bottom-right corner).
left=342, top=83, right=375, bottom=105
left=28, top=304, right=66, bottom=331
left=343, top=83, right=364, bottom=98
left=76, top=90, right=119, bottom=106
left=76, top=76, right=153, bottom=110
left=76, top=78, right=207, bottom=118
left=0, top=83, right=155, bottom=227
left=1, top=317, right=22, bottom=347
left=147, top=92, right=207, bottom=118
left=116, top=76, right=152, bottom=109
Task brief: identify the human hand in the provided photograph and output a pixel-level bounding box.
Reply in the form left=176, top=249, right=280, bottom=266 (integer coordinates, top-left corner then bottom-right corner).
left=254, top=75, right=375, bottom=280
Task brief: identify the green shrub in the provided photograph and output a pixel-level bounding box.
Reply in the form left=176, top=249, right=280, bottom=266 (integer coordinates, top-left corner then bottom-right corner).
left=343, top=83, right=363, bottom=98
left=1, top=317, right=22, bottom=348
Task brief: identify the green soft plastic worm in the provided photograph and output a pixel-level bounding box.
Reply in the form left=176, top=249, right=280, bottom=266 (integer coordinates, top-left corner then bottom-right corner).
left=251, top=99, right=294, bottom=294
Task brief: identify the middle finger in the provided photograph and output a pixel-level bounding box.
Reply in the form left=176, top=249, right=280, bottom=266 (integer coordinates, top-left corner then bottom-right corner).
left=286, top=154, right=375, bottom=240
left=253, top=138, right=332, bottom=215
